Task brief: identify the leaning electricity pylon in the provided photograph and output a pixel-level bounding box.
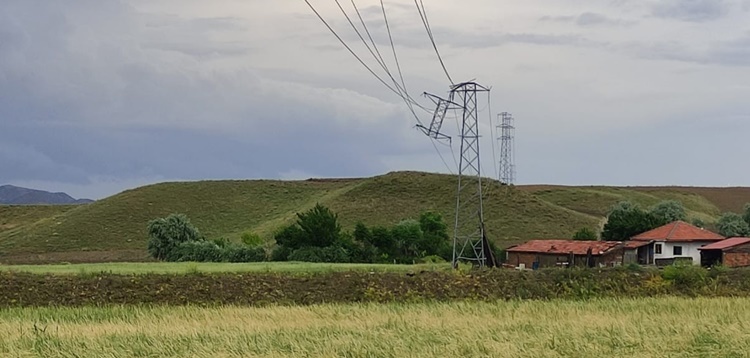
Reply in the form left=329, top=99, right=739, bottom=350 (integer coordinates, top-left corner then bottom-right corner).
left=434, top=81, right=496, bottom=269
left=417, top=93, right=461, bottom=142
left=497, top=112, right=516, bottom=185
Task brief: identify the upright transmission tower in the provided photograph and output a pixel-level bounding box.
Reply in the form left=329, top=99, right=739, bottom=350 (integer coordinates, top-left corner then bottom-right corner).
left=497, top=112, right=516, bottom=185
left=433, top=82, right=497, bottom=269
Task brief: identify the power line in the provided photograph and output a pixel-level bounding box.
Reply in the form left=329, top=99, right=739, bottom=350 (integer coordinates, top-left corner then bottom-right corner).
left=488, top=91, right=499, bottom=181
left=381, top=0, right=410, bottom=109
left=302, top=0, right=418, bottom=107
left=303, top=0, right=457, bottom=176
left=335, top=0, right=430, bottom=114
left=414, top=0, right=454, bottom=85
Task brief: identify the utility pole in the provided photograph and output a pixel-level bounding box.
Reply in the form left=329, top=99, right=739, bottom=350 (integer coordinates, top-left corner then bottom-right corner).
left=497, top=112, right=516, bottom=185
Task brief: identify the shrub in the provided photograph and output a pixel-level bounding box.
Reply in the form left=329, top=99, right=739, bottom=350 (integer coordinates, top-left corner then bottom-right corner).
left=147, top=214, right=202, bottom=260
left=241, top=232, right=264, bottom=247
left=572, top=227, right=598, bottom=241
left=288, top=246, right=351, bottom=263
left=662, top=263, right=708, bottom=289
left=270, top=245, right=293, bottom=262
left=288, top=247, right=325, bottom=263
left=168, top=240, right=225, bottom=262
left=418, top=255, right=446, bottom=264
left=225, top=245, right=266, bottom=263
left=167, top=240, right=266, bottom=263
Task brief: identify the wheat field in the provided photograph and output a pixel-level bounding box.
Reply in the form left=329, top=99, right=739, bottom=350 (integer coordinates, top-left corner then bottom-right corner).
left=1, top=297, right=749, bottom=357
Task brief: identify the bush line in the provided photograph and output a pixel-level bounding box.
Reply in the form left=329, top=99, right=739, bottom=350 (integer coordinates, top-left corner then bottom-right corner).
left=1, top=266, right=749, bottom=307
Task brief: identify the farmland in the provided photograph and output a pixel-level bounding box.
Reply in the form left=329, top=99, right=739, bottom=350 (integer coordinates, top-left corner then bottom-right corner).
left=3, top=171, right=750, bottom=264
left=1, top=297, right=749, bottom=357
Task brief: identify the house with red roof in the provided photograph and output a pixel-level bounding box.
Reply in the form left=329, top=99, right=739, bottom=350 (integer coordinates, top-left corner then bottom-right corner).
left=699, top=237, right=750, bottom=268
left=505, top=240, right=625, bottom=269
left=631, top=221, right=724, bottom=266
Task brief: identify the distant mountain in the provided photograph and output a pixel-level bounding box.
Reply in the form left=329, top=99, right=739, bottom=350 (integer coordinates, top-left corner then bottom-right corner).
left=0, top=185, right=94, bottom=205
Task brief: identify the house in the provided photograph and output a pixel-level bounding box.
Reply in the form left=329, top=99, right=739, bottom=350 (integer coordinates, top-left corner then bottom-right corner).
left=631, top=221, right=724, bottom=266
left=699, top=237, right=750, bottom=268
left=506, top=240, right=624, bottom=269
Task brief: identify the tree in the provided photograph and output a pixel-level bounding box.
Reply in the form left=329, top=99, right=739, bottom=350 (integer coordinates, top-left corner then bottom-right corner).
left=717, top=213, right=750, bottom=237
left=418, top=211, right=451, bottom=259
left=743, top=203, right=750, bottom=227
left=353, top=222, right=373, bottom=244
left=273, top=225, right=306, bottom=251
left=650, top=200, right=687, bottom=225
left=147, top=213, right=202, bottom=260
left=572, top=227, right=598, bottom=241
left=295, top=203, right=342, bottom=248
left=391, top=219, right=424, bottom=260
left=601, top=201, right=660, bottom=241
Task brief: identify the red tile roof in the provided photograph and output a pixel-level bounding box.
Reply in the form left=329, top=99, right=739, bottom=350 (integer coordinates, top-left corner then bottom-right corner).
left=699, top=237, right=750, bottom=251
left=631, top=221, right=724, bottom=242
left=506, top=240, right=623, bottom=256
left=624, top=240, right=652, bottom=249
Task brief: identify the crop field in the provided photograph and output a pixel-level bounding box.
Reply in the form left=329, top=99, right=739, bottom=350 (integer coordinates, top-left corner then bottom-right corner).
left=0, top=261, right=452, bottom=275
left=0, top=297, right=748, bottom=357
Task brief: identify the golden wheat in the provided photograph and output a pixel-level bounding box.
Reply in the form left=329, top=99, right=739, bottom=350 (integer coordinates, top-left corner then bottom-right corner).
left=1, top=298, right=749, bottom=357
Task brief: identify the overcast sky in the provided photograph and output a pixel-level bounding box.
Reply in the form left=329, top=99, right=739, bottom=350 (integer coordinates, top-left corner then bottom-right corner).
left=2, top=0, right=749, bottom=199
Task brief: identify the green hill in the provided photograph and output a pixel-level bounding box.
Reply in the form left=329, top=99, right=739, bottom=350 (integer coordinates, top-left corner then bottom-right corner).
left=1, top=172, right=749, bottom=264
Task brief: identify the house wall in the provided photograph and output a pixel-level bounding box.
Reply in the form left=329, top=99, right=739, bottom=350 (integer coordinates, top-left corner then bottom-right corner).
left=724, top=244, right=750, bottom=268
left=652, top=241, right=710, bottom=266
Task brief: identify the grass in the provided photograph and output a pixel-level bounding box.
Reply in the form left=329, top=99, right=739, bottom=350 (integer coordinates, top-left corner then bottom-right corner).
left=2, top=171, right=750, bottom=264
left=0, top=261, right=453, bottom=275
left=0, top=297, right=749, bottom=357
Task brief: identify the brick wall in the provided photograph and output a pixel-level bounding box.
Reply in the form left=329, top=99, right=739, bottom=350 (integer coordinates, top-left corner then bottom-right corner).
left=724, top=252, right=750, bottom=268
left=723, top=244, right=750, bottom=268
left=507, top=251, right=624, bottom=269
left=507, top=252, right=538, bottom=268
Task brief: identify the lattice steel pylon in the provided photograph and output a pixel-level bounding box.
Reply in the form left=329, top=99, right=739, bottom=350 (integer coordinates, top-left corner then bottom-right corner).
left=497, top=112, right=516, bottom=185
left=448, top=81, right=496, bottom=269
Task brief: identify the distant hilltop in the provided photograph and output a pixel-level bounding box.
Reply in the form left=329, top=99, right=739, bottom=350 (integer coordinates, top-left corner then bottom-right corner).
left=0, top=185, right=93, bottom=205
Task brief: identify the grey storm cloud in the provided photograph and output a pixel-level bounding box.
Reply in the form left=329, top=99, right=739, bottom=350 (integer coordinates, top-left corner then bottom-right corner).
left=652, top=0, right=732, bottom=22
left=0, top=0, right=423, bottom=198
left=540, top=12, right=635, bottom=27
left=1, top=0, right=750, bottom=198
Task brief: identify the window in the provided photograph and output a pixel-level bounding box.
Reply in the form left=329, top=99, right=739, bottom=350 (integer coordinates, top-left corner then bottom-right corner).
left=673, top=246, right=683, bottom=256
left=655, top=244, right=662, bottom=254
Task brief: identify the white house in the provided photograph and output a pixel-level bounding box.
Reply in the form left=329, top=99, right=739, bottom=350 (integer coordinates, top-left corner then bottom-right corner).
left=631, top=221, right=724, bottom=266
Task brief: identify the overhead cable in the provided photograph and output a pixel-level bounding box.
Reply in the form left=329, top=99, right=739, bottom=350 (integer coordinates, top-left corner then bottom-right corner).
left=414, top=0, right=454, bottom=85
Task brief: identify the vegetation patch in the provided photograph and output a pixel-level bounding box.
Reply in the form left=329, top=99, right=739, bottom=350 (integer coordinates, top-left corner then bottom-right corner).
left=2, top=266, right=750, bottom=307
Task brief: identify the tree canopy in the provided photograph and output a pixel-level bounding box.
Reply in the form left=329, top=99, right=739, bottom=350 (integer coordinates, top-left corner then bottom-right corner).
left=717, top=213, right=750, bottom=237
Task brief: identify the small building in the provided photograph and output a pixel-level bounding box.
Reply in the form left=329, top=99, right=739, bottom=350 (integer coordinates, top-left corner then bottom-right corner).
left=631, top=221, right=724, bottom=266
left=699, top=237, right=750, bottom=268
left=623, top=240, right=653, bottom=265
left=506, top=240, right=624, bottom=269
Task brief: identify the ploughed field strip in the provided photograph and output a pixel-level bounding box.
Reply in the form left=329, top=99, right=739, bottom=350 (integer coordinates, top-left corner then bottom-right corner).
left=2, top=267, right=750, bottom=307
left=1, top=297, right=749, bottom=357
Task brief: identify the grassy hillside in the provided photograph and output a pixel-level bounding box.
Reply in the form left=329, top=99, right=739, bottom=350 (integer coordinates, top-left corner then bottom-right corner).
left=1, top=171, right=749, bottom=264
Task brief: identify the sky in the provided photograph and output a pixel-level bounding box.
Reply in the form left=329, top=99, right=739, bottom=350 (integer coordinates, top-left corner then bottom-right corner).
left=1, top=0, right=749, bottom=199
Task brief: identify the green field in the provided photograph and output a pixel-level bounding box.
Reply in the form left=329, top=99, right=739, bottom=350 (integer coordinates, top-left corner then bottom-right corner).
left=1, top=297, right=748, bottom=357
left=0, top=261, right=452, bottom=275
left=2, top=171, right=750, bottom=264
